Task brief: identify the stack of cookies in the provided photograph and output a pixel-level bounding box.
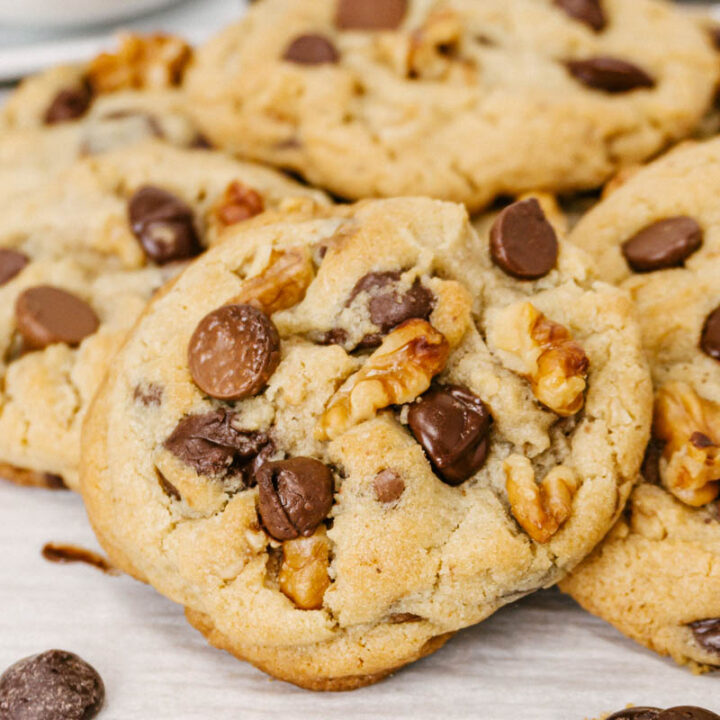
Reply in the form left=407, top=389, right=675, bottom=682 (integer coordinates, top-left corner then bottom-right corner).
left=1, top=0, right=720, bottom=714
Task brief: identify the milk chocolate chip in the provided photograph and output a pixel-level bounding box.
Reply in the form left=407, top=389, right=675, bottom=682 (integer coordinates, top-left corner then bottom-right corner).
left=701, top=306, right=720, bottom=361
left=164, top=409, right=271, bottom=480
left=606, top=710, right=662, bottom=720
left=0, top=249, right=29, bottom=286
left=336, top=0, right=407, bottom=30
left=555, top=0, right=605, bottom=31
left=408, top=385, right=492, bottom=485
left=43, top=81, right=93, bottom=124
left=284, top=34, right=340, bottom=65
left=567, top=57, right=655, bottom=92
left=621, top=217, right=702, bottom=273
left=257, top=457, right=334, bottom=540
left=373, top=469, right=405, bottom=503
left=128, top=186, right=200, bottom=264
left=15, top=286, right=99, bottom=351
left=188, top=304, right=281, bottom=400
left=0, top=650, right=104, bottom=720
left=658, top=709, right=720, bottom=720
left=689, top=618, right=720, bottom=655
left=490, top=198, right=559, bottom=280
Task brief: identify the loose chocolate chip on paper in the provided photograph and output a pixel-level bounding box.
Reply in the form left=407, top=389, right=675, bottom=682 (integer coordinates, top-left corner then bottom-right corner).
left=689, top=617, right=720, bottom=656
left=408, top=385, right=492, bottom=486
left=701, top=305, right=720, bottom=361
left=164, top=409, right=271, bottom=480
left=43, top=81, right=93, bottom=124
left=606, top=709, right=662, bottom=720
left=0, top=249, right=29, bottom=286
left=128, top=185, right=201, bottom=264
left=658, top=709, right=720, bottom=720
left=373, top=469, right=405, bottom=503
left=566, top=57, right=655, bottom=93
left=0, top=649, right=104, bottom=720
left=490, top=198, right=559, bottom=280
left=621, top=217, right=702, bottom=273
left=15, top=285, right=100, bottom=351
left=284, top=34, right=340, bottom=65
left=257, top=457, right=334, bottom=541
left=188, top=304, right=281, bottom=401
left=554, top=0, right=606, bottom=32
left=336, top=0, right=407, bottom=30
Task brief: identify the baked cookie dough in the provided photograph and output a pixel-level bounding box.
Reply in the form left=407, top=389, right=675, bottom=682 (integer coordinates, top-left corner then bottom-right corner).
left=561, top=137, right=720, bottom=672
left=0, top=141, right=326, bottom=490
left=81, top=196, right=651, bottom=689
left=185, top=0, right=719, bottom=211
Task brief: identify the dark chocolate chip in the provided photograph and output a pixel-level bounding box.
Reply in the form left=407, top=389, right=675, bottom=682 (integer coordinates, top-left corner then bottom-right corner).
left=43, top=81, right=93, bottom=125
left=701, top=305, right=720, bottom=361
left=408, top=384, right=492, bottom=486
left=373, top=469, right=405, bottom=503
left=489, top=198, right=559, bottom=280
left=128, top=186, right=201, bottom=264
left=566, top=56, right=655, bottom=92
left=163, top=409, right=270, bottom=481
left=0, top=649, right=104, bottom=719
left=188, top=304, right=281, bottom=401
left=689, top=618, right=720, bottom=656
left=621, top=217, right=702, bottom=273
left=315, top=328, right=349, bottom=346
left=257, top=457, right=334, bottom=540
left=641, top=438, right=664, bottom=486
left=658, top=709, right=720, bottom=720
left=283, top=34, right=340, bottom=65
left=15, top=286, right=99, bottom=351
left=0, top=249, right=29, bottom=286
left=133, top=383, right=163, bottom=406
left=336, top=0, right=407, bottom=30
left=606, top=709, right=662, bottom=720
left=554, top=0, right=606, bottom=32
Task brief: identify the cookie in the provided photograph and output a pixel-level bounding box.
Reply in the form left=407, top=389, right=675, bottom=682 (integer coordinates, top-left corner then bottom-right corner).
left=561, top=137, right=720, bottom=671
left=80, top=196, right=651, bottom=689
left=0, top=141, right=326, bottom=491
left=184, top=0, right=718, bottom=212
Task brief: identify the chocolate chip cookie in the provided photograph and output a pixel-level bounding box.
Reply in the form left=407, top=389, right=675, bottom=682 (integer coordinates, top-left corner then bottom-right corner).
left=81, top=196, right=651, bottom=689
left=0, top=141, right=326, bottom=491
left=561, top=137, right=720, bottom=671
left=184, top=0, right=718, bottom=212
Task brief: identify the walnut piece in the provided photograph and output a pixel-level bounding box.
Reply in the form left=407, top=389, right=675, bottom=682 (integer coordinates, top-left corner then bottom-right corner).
left=231, top=247, right=314, bottom=316
left=316, top=319, right=449, bottom=441
left=492, top=302, right=589, bottom=416
left=87, top=33, right=192, bottom=94
left=211, top=181, right=265, bottom=229
left=278, top=528, right=330, bottom=610
left=654, top=381, right=720, bottom=507
left=504, top=454, right=579, bottom=544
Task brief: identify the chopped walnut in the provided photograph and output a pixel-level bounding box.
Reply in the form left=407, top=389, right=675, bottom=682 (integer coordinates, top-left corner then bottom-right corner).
left=231, top=247, right=315, bottom=316
left=316, top=319, right=450, bottom=441
left=491, top=302, right=589, bottom=416
left=428, top=280, right=472, bottom=348
left=87, top=33, right=192, bottom=94
left=278, top=528, right=330, bottom=610
left=504, top=454, right=579, bottom=544
left=210, top=181, right=265, bottom=230
left=654, top=382, right=720, bottom=507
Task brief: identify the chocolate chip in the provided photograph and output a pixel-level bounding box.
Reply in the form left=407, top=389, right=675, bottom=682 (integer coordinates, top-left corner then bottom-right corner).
left=621, top=217, right=702, bottom=273
left=710, top=27, right=720, bottom=51
left=315, top=328, right=349, bottom=346
left=188, top=304, right=281, bottom=401
left=257, top=457, right=334, bottom=541
left=566, top=57, right=655, bottom=93
left=128, top=186, right=201, bottom=265
left=157, top=470, right=181, bottom=501
left=163, top=409, right=271, bottom=480
left=408, top=385, right=492, bottom=486
left=133, top=383, right=163, bottom=406
left=373, top=469, right=405, bottom=503
left=641, top=438, right=664, bottom=486
left=336, top=0, right=407, bottom=30
left=606, top=709, right=662, bottom=720
left=43, top=81, right=93, bottom=125
left=554, top=0, right=606, bottom=32
left=15, top=286, right=99, bottom=351
left=689, top=618, right=720, bottom=656
left=283, top=34, right=340, bottom=65
left=0, top=249, right=29, bottom=286
left=0, top=649, right=104, bottom=719
left=489, top=198, right=559, bottom=280
left=658, top=709, right=720, bottom=720
left=701, top=306, right=720, bottom=361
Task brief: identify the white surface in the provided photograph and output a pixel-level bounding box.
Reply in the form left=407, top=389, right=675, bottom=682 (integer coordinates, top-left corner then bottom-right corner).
left=0, top=481, right=717, bottom=720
